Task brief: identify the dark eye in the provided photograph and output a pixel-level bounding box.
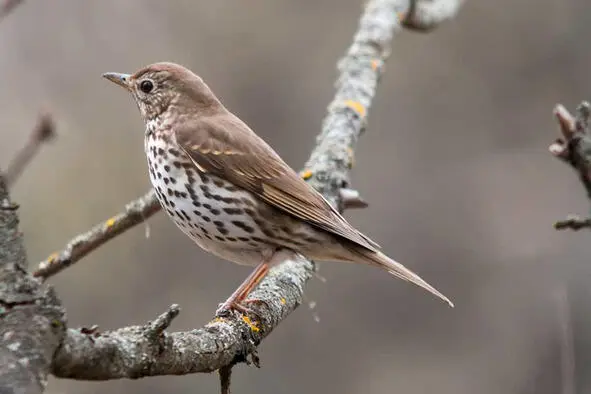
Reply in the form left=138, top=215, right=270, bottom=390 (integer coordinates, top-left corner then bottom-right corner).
left=139, top=80, right=154, bottom=93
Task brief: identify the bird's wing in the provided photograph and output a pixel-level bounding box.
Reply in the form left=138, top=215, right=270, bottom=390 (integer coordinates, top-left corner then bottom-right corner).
left=174, top=112, right=380, bottom=252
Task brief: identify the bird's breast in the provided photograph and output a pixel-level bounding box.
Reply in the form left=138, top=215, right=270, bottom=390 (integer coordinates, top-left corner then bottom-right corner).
left=144, top=133, right=279, bottom=260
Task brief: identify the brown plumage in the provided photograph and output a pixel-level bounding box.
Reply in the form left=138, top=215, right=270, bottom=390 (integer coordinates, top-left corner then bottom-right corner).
left=103, top=62, right=453, bottom=314
left=174, top=112, right=380, bottom=252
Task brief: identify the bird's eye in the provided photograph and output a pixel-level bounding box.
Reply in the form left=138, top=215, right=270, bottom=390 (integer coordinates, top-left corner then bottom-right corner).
left=139, top=80, right=154, bottom=93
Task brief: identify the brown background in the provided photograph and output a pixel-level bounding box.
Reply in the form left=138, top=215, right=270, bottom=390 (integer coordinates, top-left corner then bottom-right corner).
left=1, top=1, right=590, bottom=393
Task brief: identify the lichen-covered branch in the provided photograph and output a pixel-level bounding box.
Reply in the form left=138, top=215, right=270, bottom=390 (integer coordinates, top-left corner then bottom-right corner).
left=303, top=0, right=411, bottom=205
left=0, top=175, right=66, bottom=394
left=45, top=0, right=463, bottom=382
left=34, top=190, right=161, bottom=278
left=52, top=253, right=312, bottom=379
left=549, top=102, right=591, bottom=230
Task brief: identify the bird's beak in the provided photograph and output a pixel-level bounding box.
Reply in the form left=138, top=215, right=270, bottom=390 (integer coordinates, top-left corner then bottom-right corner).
left=102, top=72, right=132, bottom=91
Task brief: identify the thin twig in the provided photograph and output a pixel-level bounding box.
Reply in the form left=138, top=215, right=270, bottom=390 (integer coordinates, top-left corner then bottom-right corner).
left=555, top=215, right=591, bottom=231
left=0, top=0, right=24, bottom=22
left=5, top=112, right=56, bottom=187
left=33, top=190, right=161, bottom=278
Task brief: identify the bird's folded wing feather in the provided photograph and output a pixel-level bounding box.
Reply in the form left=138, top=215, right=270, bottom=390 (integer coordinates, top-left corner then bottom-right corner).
left=174, top=112, right=380, bottom=252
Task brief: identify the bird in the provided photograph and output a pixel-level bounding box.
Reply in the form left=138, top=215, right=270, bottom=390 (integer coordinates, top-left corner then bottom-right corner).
left=102, top=62, right=453, bottom=315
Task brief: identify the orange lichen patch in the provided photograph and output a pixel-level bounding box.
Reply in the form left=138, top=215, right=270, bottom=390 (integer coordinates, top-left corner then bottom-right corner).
left=343, top=100, right=366, bottom=118
left=346, top=147, right=355, bottom=167
left=105, top=217, right=116, bottom=228
left=210, top=317, right=225, bottom=324
left=371, top=59, right=379, bottom=70
left=242, top=315, right=260, bottom=332
left=46, top=253, right=58, bottom=262
left=280, top=298, right=286, bottom=305
left=301, top=170, right=313, bottom=180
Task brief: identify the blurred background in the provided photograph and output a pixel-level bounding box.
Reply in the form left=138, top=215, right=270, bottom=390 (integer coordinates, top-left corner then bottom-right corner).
left=1, top=0, right=590, bottom=393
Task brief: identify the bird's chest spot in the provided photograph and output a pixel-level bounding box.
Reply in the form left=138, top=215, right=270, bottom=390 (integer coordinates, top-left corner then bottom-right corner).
left=145, top=135, right=267, bottom=250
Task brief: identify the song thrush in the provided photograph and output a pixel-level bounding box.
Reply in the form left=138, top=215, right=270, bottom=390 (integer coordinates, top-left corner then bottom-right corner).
left=103, top=62, right=453, bottom=315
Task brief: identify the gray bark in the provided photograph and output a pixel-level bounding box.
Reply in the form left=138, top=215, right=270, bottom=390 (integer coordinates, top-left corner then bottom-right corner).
left=0, top=177, right=65, bottom=394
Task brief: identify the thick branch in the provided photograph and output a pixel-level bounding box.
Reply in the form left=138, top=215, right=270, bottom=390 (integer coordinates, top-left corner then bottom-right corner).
left=53, top=252, right=311, bottom=378
left=0, top=175, right=66, bottom=394
left=549, top=102, right=591, bottom=230
left=45, top=0, right=462, bottom=383
left=303, top=0, right=410, bottom=205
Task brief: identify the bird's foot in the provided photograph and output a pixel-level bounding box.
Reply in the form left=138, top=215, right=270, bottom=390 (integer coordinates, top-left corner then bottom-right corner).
left=215, top=300, right=252, bottom=317
left=215, top=298, right=266, bottom=318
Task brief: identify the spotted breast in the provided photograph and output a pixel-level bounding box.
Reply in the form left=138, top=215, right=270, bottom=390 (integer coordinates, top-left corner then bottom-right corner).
left=144, top=125, right=293, bottom=266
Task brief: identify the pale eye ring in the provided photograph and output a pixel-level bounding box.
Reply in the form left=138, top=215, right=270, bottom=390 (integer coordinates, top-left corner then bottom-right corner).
left=139, top=80, right=154, bottom=93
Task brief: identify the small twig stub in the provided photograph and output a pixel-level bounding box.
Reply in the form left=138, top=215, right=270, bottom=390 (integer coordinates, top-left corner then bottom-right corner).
left=550, top=102, right=591, bottom=229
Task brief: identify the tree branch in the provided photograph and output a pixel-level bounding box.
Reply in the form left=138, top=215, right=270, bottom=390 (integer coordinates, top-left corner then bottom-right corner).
left=402, top=0, right=464, bottom=32
left=44, top=0, right=462, bottom=381
left=0, top=175, right=66, bottom=394
left=549, top=102, right=591, bottom=230
left=0, top=0, right=24, bottom=22
left=33, top=190, right=161, bottom=279
left=4, top=112, right=56, bottom=187
left=52, top=252, right=311, bottom=379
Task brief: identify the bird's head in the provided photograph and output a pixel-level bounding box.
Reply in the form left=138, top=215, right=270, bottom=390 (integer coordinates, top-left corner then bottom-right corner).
left=103, top=62, right=220, bottom=122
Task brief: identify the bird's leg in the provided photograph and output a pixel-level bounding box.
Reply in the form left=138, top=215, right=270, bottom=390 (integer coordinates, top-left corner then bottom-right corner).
left=216, top=261, right=270, bottom=317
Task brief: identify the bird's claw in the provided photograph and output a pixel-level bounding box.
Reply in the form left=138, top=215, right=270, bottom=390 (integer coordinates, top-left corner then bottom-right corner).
left=215, top=301, right=252, bottom=317
left=215, top=298, right=267, bottom=318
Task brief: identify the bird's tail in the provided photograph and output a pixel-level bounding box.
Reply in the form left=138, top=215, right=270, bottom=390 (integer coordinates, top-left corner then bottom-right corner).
left=351, top=248, right=454, bottom=307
